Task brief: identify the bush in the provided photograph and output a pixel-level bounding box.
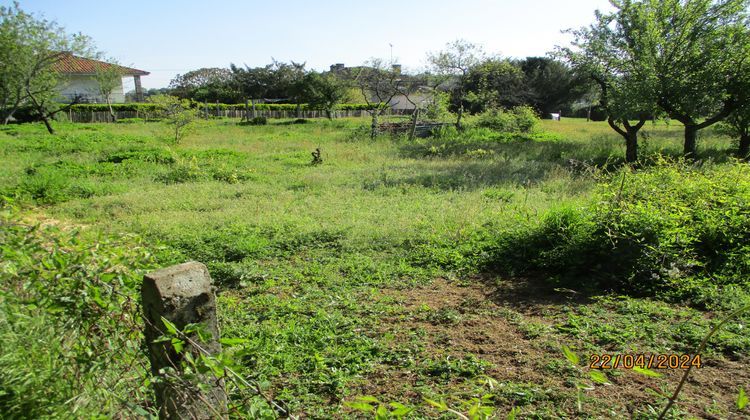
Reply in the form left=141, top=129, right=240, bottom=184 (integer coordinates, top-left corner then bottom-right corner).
left=486, top=160, right=750, bottom=302
left=251, top=116, right=268, bottom=125
left=476, top=106, right=539, bottom=133
left=511, top=105, right=540, bottom=133
left=0, top=200, right=158, bottom=417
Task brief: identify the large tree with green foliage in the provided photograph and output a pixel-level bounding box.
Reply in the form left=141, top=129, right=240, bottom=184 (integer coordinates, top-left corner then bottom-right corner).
left=614, top=0, right=750, bottom=158
left=462, top=58, right=525, bottom=113
left=300, top=71, right=346, bottom=120
left=0, top=2, right=95, bottom=133
left=169, top=67, right=238, bottom=103
left=561, top=7, right=658, bottom=163
left=520, top=57, right=589, bottom=117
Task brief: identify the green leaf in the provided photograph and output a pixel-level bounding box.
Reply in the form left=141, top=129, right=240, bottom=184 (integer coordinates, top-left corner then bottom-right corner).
left=738, top=387, right=748, bottom=410
left=562, top=345, right=579, bottom=365
left=589, top=370, right=610, bottom=384
left=355, top=395, right=380, bottom=403
left=171, top=338, right=184, bottom=353
left=161, top=317, right=178, bottom=335
left=424, top=397, right=448, bottom=410
left=506, top=406, right=521, bottom=420
left=219, top=337, right=249, bottom=346
left=632, top=367, right=662, bottom=378
left=389, top=402, right=413, bottom=416
left=344, top=401, right=374, bottom=412
left=375, top=404, right=388, bottom=419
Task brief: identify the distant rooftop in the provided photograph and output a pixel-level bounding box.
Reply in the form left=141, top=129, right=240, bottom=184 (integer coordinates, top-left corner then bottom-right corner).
left=52, top=53, right=149, bottom=76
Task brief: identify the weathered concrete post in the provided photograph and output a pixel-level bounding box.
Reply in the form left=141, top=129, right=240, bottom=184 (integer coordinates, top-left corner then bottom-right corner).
left=142, top=261, right=226, bottom=419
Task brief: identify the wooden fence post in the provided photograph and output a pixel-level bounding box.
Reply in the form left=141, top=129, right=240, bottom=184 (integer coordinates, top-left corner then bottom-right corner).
left=142, top=261, right=226, bottom=419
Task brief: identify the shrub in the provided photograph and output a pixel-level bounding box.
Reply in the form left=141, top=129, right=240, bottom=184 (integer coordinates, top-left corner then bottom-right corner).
left=476, top=106, right=539, bottom=133
left=511, top=105, right=540, bottom=133
left=486, top=160, right=750, bottom=302
left=148, top=95, right=199, bottom=144
left=249, top=116, right=267, bottom=125
left=0, top=200, right=158, bottom=417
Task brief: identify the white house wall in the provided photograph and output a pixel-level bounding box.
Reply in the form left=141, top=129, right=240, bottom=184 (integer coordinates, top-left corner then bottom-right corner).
left=57, top=75, right=126, bottom=103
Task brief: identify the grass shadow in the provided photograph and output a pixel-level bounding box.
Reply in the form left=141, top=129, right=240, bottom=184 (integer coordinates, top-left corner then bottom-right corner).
left=476, top=274, right=595, bottom=315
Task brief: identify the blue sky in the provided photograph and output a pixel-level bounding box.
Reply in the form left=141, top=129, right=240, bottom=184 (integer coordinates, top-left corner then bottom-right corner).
left=10, top=0, right=614, bottom=89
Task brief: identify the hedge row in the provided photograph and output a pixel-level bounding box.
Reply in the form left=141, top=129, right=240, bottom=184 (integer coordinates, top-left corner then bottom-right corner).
left=68, top=103, right=379, bottom=112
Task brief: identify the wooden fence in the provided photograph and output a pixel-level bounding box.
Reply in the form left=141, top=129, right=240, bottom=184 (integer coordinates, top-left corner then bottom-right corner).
left=64, top=108, right=413, bottom=123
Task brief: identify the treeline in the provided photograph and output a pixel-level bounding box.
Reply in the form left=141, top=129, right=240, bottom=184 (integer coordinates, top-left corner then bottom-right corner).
left=160, top=57, right=593, bottom=120
left=66, top=103, right=379, bottom=112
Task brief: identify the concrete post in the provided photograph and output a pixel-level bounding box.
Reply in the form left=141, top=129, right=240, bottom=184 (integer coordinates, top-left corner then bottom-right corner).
left=142, top=261, right=226, bottom=419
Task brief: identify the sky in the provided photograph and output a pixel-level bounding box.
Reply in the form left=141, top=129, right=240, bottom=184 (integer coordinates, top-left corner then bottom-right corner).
left=9, top=0, right=615, bottom=90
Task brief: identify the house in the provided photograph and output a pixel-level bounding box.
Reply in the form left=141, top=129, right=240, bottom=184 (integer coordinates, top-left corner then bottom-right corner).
left=51, top=53, right=149, bottom=103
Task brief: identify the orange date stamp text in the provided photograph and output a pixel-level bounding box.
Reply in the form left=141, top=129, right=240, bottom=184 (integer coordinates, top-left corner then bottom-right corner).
left=589, top=353, right=701, bottom=370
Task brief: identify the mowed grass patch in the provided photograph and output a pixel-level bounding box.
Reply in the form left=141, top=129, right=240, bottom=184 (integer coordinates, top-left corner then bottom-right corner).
left=1, top=117, right=746, bottom=418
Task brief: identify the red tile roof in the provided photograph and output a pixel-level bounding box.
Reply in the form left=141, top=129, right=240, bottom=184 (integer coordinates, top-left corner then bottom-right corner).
left=51, top=53, right=149, bottom=76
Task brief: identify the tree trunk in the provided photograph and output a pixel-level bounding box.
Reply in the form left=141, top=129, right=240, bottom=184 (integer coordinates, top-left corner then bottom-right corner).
left=107, top=98, right=116, bottom=123
left=296, top=103, right=301, bottom=118
left=684, top=125, right=698, bottom=158
left=370, top=112, right=378, bottom=140
left=2, top=102, right=20, bottom=125
left=40, top=114, right=55, bottom=134
left=456, top=104, right=464, bottom=130
left=625, top=130, right=638, bottom=163
left=739, top=133, right=750, bottom=160
left=408, top=108, right=420, bottom=141
left=326, top=109, right=332, bottom=120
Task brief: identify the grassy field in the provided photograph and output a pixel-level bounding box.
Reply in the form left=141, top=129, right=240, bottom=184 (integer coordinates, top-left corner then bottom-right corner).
left=1, top=117, right=748, bottom=418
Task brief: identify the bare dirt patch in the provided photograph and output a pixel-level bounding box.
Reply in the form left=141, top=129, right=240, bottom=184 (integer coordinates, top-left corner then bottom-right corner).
left=348, top=277, right=750, bottom=418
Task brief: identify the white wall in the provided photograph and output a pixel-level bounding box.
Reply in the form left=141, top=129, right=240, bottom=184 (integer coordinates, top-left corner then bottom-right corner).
left=57, top=75, right=126, bottom=103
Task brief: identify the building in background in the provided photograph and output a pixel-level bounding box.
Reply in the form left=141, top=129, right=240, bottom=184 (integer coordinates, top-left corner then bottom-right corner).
left=52, top=53, right=149, bottom=103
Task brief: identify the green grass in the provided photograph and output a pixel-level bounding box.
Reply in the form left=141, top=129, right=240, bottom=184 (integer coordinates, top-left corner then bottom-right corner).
left=1, top=117, right=748, bottom=418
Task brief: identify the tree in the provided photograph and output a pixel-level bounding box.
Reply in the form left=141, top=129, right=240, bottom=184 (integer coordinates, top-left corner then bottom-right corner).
left=561, top=7, right=657, bottom=163
left=614, top=0, right=750, bottom=158
left=462, top=57, right=525, bottom=113
left=353, top=58, right=402, bottom=139
left=427, top=39, right=484, bottom=129
left=94, top=62, right=122, bottom=122
left=300, top=71, right=346, bottom=119
left=148, top=94, right=198, bottom=144
left=0, top=2, right=95, bottom=133
left=0, top=3, right=29, bottom=124
left=169, top=67, right=238, bottom=103
left=717, top=109, right=750, bottom=159
left=519, top=57, right=589, bottom=117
